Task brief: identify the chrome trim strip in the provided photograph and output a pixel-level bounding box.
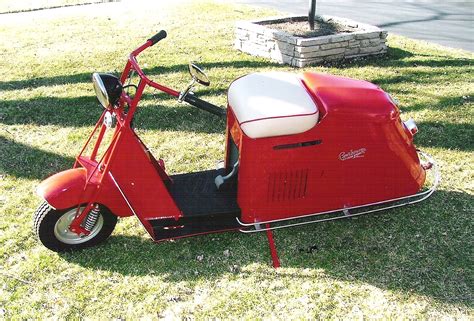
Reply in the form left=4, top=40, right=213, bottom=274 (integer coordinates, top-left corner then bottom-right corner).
left=109, top=172, right=138, bottom=216
left=109, top=172, right=155, bottom=238
left=237, top=151, right=440, bottom=233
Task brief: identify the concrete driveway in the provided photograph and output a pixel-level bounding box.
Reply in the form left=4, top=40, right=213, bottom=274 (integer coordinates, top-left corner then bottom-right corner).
left=231, top=0, right=474, bottom=51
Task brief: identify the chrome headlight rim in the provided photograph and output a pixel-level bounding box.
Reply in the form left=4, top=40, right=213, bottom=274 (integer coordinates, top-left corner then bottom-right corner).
left=92, top=72, right=110, bottom=108
left=92, top=73, right=123, bottom=109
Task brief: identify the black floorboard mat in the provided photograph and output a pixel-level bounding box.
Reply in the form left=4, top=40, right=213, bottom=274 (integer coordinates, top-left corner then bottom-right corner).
left=167, top=169, right=240, bottom=217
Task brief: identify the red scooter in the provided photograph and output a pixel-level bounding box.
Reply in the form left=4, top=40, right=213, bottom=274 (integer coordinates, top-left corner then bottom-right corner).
left=34, top=31, right=439, bottom=267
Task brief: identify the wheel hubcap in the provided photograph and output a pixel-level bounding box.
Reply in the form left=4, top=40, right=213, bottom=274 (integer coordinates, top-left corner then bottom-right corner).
left=54, top=207, right=104, bottom=245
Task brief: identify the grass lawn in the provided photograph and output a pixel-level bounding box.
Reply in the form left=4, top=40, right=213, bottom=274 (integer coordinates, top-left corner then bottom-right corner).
left=0, top=0, right=109, bottom=14
left=0, top=0, right=473, bottom=318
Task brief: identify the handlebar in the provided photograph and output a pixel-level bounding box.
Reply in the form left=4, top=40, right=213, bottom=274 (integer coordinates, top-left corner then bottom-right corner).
left=126, top=31, right=226, bottom=118
left=184, top=93, right=226, bottom=117
left=147, top=30, right=167, bottom=46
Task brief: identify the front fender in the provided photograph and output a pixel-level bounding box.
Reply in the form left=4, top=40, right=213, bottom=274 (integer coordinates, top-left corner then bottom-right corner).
left=36, top=168, right=132, bottom=217
left=37, top=168, right=89, bottom=210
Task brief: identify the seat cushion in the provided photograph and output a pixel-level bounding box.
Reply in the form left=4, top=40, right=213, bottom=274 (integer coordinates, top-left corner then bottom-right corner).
left=228, top=72, right=319, bottom=139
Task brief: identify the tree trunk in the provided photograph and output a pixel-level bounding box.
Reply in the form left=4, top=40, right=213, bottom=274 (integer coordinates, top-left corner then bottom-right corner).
left=308, top=0, right=316, bottom=30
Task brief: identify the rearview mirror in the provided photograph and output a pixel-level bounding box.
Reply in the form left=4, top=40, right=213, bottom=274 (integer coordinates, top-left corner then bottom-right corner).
left=188, top=63, right=210, bottom=86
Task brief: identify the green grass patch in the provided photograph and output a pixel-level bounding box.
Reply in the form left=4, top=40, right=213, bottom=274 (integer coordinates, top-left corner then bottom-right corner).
left=0, top=0, right=112, bottom=14
left=0, top=1, right=473, bottom=318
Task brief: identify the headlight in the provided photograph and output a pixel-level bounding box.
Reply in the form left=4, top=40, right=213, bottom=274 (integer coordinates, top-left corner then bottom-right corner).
left=92, top=73, right=123, bottom=108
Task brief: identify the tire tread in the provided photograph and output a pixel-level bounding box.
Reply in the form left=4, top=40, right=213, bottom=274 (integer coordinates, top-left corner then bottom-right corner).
left=33, top=202, right=117, bottom=252
left=33, top=201, right=52, bottom=237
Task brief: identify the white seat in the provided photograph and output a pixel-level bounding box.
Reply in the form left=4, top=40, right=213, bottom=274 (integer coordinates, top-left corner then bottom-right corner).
left=227, top=72, right=319, bottom=139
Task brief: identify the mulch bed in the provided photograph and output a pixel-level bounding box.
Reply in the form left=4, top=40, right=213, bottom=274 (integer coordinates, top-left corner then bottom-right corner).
left=260, top=17, right=359, bottom=38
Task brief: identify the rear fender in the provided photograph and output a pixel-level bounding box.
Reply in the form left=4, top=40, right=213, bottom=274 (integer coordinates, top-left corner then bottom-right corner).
left=36, top=168, right=132, bottom=217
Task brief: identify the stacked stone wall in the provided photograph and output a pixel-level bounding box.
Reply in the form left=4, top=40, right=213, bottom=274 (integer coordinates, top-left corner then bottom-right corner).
left=235, top=16, right=387, bottom=67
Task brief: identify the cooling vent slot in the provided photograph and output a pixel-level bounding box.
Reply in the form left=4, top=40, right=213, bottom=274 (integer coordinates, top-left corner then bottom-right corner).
left=267, top=169, right=309, bottom=202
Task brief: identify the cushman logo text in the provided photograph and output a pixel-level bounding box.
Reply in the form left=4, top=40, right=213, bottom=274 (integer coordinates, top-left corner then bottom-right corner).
left=339, top=148, right=367, bottom=161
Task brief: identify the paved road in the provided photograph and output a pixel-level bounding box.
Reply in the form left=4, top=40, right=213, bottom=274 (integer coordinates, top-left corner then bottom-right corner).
left=232, top=0, right=474, bottom=51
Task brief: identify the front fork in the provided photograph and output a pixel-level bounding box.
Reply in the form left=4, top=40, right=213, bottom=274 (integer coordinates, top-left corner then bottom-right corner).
left=67, top=109, right=122, bottom=236
left=69, top=203, right=99, bottom=236
left=66, top=66, right=149, bottom=236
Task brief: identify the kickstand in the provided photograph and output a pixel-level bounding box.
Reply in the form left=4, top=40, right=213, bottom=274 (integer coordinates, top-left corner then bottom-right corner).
left=265, top=223, right=280, bottom=268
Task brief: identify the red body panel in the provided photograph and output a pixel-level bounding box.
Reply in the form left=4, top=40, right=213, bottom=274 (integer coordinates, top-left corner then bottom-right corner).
left=37, top=167, right=131, bottom=217
left=37, top=129, right=181, bottom=220
left=34, top=34, right=435, bottom=266
left=36, top=39, right=184, bottom=239
left=228, top=72, right=426, bottom=223
left=106, top=128, right=182, bottom=221
left=36, top=34, right=426, bottom=241
left=37, top=168, right=88, bottom=210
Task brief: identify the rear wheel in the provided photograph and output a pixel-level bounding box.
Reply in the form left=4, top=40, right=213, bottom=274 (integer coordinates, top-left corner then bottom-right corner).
left=33, top=201, right=118, bottom=252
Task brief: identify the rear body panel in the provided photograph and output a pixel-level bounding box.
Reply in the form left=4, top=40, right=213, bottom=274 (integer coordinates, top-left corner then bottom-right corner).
left=228, top=72, right=425, bottom=223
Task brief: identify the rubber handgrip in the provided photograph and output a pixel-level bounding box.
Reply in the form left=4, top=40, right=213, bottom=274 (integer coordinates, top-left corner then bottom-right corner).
left=148, top=30, right=167, bottom=46
left=184, top=94, right=226, bottom=117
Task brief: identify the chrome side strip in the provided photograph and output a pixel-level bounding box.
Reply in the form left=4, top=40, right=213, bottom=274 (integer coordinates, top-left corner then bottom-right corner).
left=237, top=150, right=440, bottom=233
left=109, top=172, right=155, bottom=238
left=109, top=172, right=138, bottom=216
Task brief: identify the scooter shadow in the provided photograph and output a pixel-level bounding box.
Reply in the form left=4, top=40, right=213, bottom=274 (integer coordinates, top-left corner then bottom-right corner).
left=59, top=230, right=276, bottom=284
left=59, top=190, right=473, bottom=307
left=0, top=135, right=75, bottom=180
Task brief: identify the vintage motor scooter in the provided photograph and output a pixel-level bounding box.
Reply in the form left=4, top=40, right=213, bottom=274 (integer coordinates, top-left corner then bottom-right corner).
left=34, top=31, right=438, bottom=267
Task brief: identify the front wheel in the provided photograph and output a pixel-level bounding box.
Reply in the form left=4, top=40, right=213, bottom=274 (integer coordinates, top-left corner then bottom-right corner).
left=33, top=202, right=118, bottom=252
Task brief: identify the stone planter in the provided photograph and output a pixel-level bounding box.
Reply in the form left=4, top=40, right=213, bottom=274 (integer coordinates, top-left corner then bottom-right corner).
left=235, top=15, right=388, bottom=67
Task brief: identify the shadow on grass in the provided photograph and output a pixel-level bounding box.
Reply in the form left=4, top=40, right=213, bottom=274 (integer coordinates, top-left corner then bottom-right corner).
left=372, top=69, right=471, bottom=87
left=133, top=103, right=226, bottom=134
left=0, top=96, right=102, bottom=127
left=403, top=93, right=473, bottom=113
left=342, top=45, right=473, bottom=69
left=0, top=135, right=75, bottom=179
left=1, top=46, right=471, bottom=131
left=0, top=95, right=226, bottom=133
left=416, top=121, right=474, bottom=151
left=59, top=190, right=473, bottom=307
left=0, top=59, right=278, bottom=92
left=2, top=96, right=472, bottom=151
left=0, top=58, right=238, bottom=131
left=0, top=47, right=470, bottom=93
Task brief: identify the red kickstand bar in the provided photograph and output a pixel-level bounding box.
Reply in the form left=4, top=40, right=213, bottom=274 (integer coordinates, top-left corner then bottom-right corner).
left=265, top=223, right=280, bottom=268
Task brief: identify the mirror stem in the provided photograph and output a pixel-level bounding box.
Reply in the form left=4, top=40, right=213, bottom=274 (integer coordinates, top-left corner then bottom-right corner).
left=178, top=79, right=196, bottom=103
